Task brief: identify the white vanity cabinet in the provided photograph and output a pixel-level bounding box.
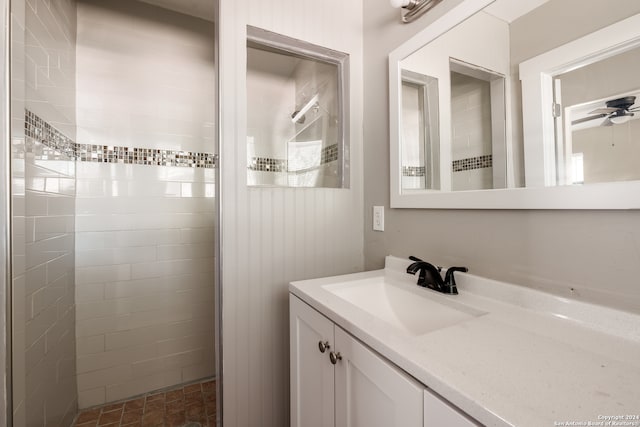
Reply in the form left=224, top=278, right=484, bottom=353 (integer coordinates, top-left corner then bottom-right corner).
left=291, top=294, right=476, bottom=427
left=290, top=294, right=423, bottom=427
left=290, top=293, right=336, bottom=427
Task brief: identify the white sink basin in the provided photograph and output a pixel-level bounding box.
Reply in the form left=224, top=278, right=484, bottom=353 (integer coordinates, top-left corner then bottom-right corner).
left=323, top=276, right=485, bottom=336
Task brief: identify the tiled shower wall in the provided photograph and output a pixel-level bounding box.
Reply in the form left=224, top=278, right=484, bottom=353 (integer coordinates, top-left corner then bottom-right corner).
left=12, top=0, right=79, bottom=425
left=74, top=164, right=215, bottom=407
left=450, top=72, right=493, bottom=191
left=74, top=0, right=216, bottom=408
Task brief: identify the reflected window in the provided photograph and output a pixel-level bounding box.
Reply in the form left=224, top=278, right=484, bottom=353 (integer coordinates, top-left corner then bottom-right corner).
left=246, top=26, right=349, bottom=188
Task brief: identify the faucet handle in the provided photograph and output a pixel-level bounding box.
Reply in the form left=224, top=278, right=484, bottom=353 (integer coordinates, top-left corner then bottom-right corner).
left=443, top=266, right=468, bottom=295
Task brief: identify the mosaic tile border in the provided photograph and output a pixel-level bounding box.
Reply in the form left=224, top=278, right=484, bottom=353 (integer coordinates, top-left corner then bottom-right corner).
left=25, top=109, right=76, bottom=160
left=402, top=166, right=426, bottom=177
left=248, top=157, right=288, bottom=173
left=452, top=154, right=492, bottom=172
left=248, top=143, right=339, bottom=173
left=26, top=110, right=216, bottom=169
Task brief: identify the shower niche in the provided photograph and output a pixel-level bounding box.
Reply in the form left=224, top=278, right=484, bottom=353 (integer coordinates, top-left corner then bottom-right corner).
left=246, top=27, right=350, bottom=188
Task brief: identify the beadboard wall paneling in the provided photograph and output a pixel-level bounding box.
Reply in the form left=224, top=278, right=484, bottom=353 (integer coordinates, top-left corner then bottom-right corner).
left=218, top=0, right=364, bottom=425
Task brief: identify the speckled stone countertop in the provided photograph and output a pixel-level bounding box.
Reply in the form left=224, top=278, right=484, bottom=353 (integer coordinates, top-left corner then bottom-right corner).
left=290, top=256, right=640, bottom=427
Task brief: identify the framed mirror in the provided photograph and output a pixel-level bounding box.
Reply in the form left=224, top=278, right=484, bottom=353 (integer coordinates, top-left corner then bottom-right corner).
left=389, top=0, right=640, bottom=209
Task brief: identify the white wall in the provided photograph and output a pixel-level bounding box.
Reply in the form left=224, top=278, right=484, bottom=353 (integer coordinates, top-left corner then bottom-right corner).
left=572, top=119, right=640, bottom=183
left=74, top=0, right=216, bottom=408
left=218, top=0, right=364, bottom=424
left=450, top=73, right=493, bottom=191
left=11, top=0, right=78, bottom=425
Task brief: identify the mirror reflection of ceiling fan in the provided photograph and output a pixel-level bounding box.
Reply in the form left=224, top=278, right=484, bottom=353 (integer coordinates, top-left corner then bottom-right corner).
left=571, top=96, right=640, bottom=127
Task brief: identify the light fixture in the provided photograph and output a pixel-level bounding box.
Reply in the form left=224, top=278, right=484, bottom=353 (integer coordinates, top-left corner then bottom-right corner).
left=291, top=94, right=319, bottom=124
left=390, top=0, right=443, bottom=23
left=609, top=111, right=634, bottom=125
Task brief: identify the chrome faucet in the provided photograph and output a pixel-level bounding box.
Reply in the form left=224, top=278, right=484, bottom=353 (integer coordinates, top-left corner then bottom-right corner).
left=406, top=256, right=468, bottom=295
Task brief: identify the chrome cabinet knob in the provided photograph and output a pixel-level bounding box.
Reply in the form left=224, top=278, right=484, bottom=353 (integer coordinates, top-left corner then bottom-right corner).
left=329, top=351, right=342, bottom=365
left=318, top=341, right=330, bottom=353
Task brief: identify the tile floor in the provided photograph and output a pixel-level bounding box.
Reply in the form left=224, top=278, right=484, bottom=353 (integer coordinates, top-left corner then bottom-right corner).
left=73, top=379, right=216, bottom=427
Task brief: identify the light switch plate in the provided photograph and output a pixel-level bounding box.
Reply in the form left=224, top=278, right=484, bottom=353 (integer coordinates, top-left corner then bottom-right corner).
left=373, top=206, right=384, bottom=231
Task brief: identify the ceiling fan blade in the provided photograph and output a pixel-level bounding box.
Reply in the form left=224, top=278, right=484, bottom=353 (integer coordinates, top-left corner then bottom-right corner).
left=588, top=107, right=619, bottom=115
left=629, top=106, right=640, bottom=112
left=572, top=113, right=607, bottom=125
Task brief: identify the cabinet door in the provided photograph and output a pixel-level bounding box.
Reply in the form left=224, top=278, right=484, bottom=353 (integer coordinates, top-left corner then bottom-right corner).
left=334, top=327, right=424, bottom=427
left=290, top=295, right=336, bottom=427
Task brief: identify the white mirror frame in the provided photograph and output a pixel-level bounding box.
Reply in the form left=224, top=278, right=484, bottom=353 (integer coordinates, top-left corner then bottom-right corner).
left=389, top=0, right=640, bottom=209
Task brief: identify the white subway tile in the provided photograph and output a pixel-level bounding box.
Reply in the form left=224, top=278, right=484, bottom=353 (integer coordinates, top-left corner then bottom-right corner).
left=76, top=343, right=156, bottom=374
left=25, top=235, right=70, bottom=268
left=75, top=314, right=130, bottom=338
left=77, top=387, right=106, bottom=410
left=102, top=272, right=212, bottom=300
left=75, top=264, right=131, bottom=285
left=75, top=282, right=104, bottom=302
left=25, top=303, right=57, bottom=347
left=34, top=214, right=73, bottom=237
left=46, top=252, right=73, bottom=283
left=180, top=227, right=214, bottom=244
left=157, top=333, right=213, bottom=357
left=127, top=308, right=192, bottom=330
left=131, top=258, right=213, bottom=280
left=30, top=281, right=65, bottom=319
left=120, top=229, right=178, bottom=247
left=131, top=349, right=205, bottom=378
left=104, top=370, right=182, bottom=403
left=47, top=195, right=75, bottom=215
left=76, top=300, right=120, bottom=321
left=45, top=304, right=74, bottom=348
left=25, top=335, right=46, bottom=372
left=77, top=365, right=132, bottom=392
left=25, top=264, right=47, bottom=295
left=77, top=335, right=106, bottom=355
left=70, top=1, right=218, bottom=405
left=157, top=243, right=214, bottom=261
left=75, top=246, right=157, bottom=267
left=25, top=191, right=49, bottom=216
left=75, top=231, right=115, bottom=250
left=182, top=361, right=215, bottom=384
